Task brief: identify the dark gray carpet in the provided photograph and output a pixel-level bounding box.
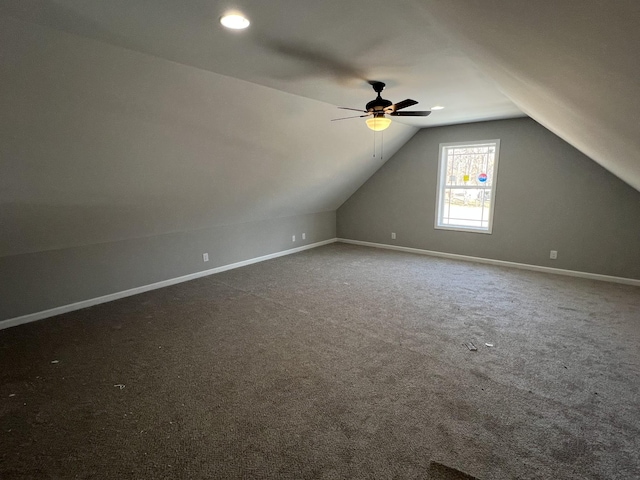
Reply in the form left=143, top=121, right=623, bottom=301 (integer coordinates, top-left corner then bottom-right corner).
left=1, top=243, right=639, bottom=479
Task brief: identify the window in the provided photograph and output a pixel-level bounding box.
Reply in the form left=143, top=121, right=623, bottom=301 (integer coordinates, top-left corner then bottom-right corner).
left=435, top=139, right=500, bottom=234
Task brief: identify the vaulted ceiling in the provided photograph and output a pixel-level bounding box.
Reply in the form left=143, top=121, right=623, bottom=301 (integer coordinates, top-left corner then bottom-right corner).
left=1, top=1, right=638, bottom=256
left=421, top=0, right=640, bottom=192
left=0, top=0, right=525, bottom=126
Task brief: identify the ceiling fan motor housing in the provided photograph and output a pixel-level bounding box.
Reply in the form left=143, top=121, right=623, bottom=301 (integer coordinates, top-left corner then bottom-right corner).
left=366, top=97, right=392, bottom=113
left=366, top=81, right=392, bottom=115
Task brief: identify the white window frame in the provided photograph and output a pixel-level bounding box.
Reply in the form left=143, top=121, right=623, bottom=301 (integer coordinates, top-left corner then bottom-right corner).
left=435, top=139, right=501, bottom=234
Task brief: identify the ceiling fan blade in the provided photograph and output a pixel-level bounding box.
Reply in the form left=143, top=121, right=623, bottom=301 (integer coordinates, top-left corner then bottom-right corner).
left=389, top=99, right=418, bottom=112
left=391, top=111, right=432, bottom=117
left=331, top=114, right=371, bottom=121
left=338, top=107, right=368, bottom=113
left=261, top=38, right=367, bottom=82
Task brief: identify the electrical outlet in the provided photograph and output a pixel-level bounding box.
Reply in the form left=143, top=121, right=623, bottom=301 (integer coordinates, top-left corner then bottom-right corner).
left=292, top=235, right=296, bottom=242
left=391, top=232, right=396, bottom=240
left=302, top=233, right=306, bottom=240
left=550, top=250, right=558, bottom=260
left=203, top=253, right=209, bottom=262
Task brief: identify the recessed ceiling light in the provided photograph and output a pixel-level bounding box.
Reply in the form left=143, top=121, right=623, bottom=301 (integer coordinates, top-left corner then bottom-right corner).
left=431, top=105, right=445, bottom=110
left=220, top=13, right=250, bottom=30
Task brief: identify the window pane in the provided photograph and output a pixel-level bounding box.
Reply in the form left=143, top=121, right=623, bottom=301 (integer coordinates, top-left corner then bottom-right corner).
left=444, top=145, right=495, bottom=187
left=440, top=188, right=492, bottom=229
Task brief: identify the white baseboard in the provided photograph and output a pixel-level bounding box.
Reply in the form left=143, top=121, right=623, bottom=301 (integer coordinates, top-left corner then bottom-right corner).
left=337, top=238, right=640, bottom=287
left=0, top=238, right=338, bottom=331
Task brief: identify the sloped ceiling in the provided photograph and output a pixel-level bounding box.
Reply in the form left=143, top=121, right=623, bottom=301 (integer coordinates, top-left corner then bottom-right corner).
left=417, top=0, right=640, bottom=192
left=0, top=0, right=523, bottom=257
left=2, top=1, right=637, bottom=256
left=0, top=0, right=523, bottom=126
left=0, top=16, right=418, bottom=256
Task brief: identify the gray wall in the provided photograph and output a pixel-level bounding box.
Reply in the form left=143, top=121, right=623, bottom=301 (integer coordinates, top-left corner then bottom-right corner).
left=0, top=211, right=335, bottom=321
left=337, top=118, right=640, bottom=280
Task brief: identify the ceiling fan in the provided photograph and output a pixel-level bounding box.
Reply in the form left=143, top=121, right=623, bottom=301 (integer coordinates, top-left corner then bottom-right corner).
left=333, top=81, right=431, bottom=131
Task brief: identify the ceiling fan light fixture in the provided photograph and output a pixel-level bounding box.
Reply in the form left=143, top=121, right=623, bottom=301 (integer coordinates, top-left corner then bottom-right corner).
left=366, top=116, right=392, bottom=131
left=220, top=13, right=250, bottom=30
left=431, top=105, right=445, bottom=110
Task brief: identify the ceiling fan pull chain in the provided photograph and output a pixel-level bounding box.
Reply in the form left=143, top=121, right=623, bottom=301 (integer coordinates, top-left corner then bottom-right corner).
left=381, top=131, right=384, bottom=160
left=373, top=130, right=376, bottom=158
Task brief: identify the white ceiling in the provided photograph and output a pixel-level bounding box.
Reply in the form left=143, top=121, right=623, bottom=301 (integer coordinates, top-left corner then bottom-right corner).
left=3, top=1, right=638, bottom=191
left=0, top=0, right=524, bottom=128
